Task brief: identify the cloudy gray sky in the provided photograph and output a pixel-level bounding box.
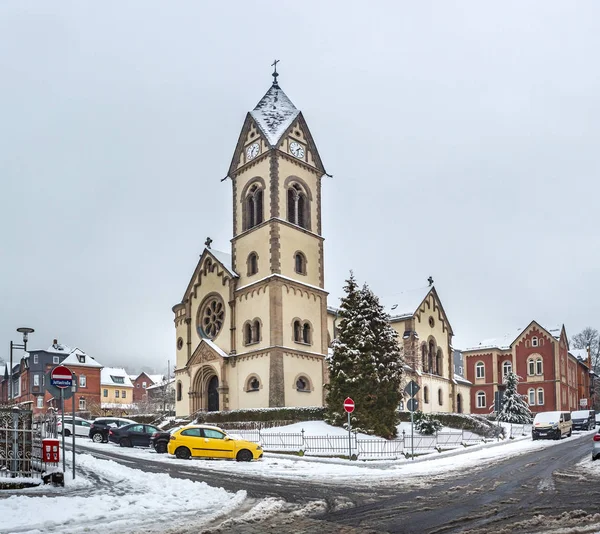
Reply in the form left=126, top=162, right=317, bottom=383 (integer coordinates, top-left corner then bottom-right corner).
left=2, top=2, right=598, bottom=373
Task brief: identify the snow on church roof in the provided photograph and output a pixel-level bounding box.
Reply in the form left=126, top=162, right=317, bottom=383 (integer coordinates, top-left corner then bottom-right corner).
left=250, top=85, right=299, bottom=147
left=209, top=249, right=238, bottom=278
left=384, top=286, right=432, bottom=320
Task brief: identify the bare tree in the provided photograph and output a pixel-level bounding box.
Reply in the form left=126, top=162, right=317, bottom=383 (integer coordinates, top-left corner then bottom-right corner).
left=571, top=327, right=600, bottom=373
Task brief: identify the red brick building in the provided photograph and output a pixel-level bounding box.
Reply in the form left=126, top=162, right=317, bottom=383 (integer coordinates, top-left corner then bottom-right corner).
left=463, top=321, right=591, bottom=415
left=131, top=372, right=165, bottom=403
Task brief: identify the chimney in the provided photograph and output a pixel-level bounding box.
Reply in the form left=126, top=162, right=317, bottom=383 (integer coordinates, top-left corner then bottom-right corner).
left=53, top=339, right=58, bottom=348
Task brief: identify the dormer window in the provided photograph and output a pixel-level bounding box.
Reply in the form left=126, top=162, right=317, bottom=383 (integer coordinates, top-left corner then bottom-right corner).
left=77, top=355, right=85, bottom=363
left=111, top=376, right=125, bottom=384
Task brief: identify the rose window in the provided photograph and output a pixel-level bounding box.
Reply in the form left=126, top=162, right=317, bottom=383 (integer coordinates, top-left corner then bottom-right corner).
left=198, top=297, right=225, bottom=339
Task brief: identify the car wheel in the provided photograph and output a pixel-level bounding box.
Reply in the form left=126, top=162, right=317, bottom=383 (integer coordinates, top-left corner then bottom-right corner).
left=155, top=441, right=167, bottom=454
left=120, top=438, right=132, bottom=448
left=92, top=433, right=104, bottom=443
left=64, top=429, right=71, bottom=437
left=593, top=455, right=598, bottom=462
left=236, top=449, right=253, bottom=462
left=175, top=447, right=191, bottom=460
left=567, top=429, right=572, bottom=437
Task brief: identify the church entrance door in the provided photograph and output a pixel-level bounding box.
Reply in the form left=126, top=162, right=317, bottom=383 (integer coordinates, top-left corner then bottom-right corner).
left=207, top=376, right=219, bottom=412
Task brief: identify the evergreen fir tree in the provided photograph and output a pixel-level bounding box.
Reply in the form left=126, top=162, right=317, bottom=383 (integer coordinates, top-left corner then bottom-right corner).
left=497, top=372, right=533, bottom=424
left=325, top=272, right=404, bottom=438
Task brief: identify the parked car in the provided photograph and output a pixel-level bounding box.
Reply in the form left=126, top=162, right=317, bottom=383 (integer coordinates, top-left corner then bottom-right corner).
left=151, top=426, right=183, bottom=454
left=108, top=423, right=161, bottom=447
left=571, top=410, right=596, bottom=431
left=596, top=412, right=600, bottom=426
left=57, top=417, right=92, bottom=437
left=532, top=411, right=572, bottom=440
left=167, top=424, right=263, bottom=461
left=592, top=428, right=600, bottom=461
left=89, top=417, right=137, bottom=443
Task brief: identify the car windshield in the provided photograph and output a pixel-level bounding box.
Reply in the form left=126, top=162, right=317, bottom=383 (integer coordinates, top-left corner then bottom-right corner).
left=572, top=411, right=590, bottom=419
left=534, top=412, right=562, bottom=423
left=169, top=426, right=183, bottom=434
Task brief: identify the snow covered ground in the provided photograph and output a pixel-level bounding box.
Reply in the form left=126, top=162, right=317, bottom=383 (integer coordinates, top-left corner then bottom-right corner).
left=1, top=423, right=597, bottom=534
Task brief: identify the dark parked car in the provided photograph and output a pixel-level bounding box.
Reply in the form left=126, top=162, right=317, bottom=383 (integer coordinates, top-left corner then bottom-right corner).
left=571, top=410, right=596, bottom=431
left=150, top=426, right=183, bottom=454
left=89, top=417, right=136, bottom=443
left=108, top=423, right=161, bottom=448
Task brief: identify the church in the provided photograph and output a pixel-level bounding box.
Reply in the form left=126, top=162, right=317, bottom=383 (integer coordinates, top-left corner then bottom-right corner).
left=173, top=70, right=464, bottom=418
left=173, top=69, right=329, bottom=417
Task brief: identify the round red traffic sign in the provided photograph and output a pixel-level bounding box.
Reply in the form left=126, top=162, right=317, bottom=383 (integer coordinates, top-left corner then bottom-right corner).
left=50, top=365, right=73, bottom=389
left=343, top=397, right=355, bottom=413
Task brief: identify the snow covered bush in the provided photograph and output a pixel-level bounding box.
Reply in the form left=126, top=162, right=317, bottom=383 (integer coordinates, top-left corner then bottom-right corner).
left=496, top=372, right=533, bottom=424
left=413, top=411, right=442, bottom=435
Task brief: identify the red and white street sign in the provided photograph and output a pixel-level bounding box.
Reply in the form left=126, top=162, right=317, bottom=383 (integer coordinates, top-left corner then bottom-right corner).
left=343, top=397, right=355, bottom=413
left=50, top=365, right=73, bottom=389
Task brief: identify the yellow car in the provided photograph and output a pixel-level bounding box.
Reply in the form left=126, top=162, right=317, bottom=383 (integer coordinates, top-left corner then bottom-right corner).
left=167, top=424, right=263, bottom=461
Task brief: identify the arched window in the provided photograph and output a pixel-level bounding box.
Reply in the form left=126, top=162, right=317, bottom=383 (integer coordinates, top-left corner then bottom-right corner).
left=287, top=183, right=310, bottom=229
left=436, top=349, right=442, bottom=376
left=302, top=323, right=311, bottom=344
left=247, top=376, right=260, bottom=392
left=423, top=386, right=429, bottom=404
left=294, top=252, right=307, bottom=275
left=537, top=388, right=544, bottom=405
left=532, top=336, right=539, bottom=347
left=528, top=358, right=535, bottom=376
left=536, top=358, right=543, bottom=375
left=253, top=320, right=261, bottom=343
left=476, top=362, right=485, bottom=379
left=293, top=320, right=301, bottom=342
left=428, top=341, right=435, bottom=373
left=176, top=381, right=182, bottom=402
left=438, top=388, right=443, bottom=406
left=476, top=391, right=486, bottom=408
left=244, top=184, right=264, bottom=230
left=421, top=344, right=428, bottom=372
left=528, top=388, right=535, bottom=405
left=244, top=323, right=253, bottom=345
left=296, top=376, right=309, bottom=391
left=247, top=252, right=258, bottom=276
left=457, top=393, right=463, bottom=413
left=503, top=361, right=512, bottom=378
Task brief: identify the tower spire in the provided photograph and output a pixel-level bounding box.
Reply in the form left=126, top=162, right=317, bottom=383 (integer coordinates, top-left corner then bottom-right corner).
left=271, top=59, right=280, bottom=87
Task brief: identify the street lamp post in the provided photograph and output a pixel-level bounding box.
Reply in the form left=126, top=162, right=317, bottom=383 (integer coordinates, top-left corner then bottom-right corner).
left=8, top=327, right=34, bottom=402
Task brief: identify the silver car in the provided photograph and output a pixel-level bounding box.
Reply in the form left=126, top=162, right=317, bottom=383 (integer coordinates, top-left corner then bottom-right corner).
left=593, top=429, right=600, bottom=461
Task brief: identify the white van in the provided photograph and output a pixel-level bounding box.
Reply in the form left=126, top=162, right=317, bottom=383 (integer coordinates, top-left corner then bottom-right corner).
left=532, top=411, right=572, bottom=440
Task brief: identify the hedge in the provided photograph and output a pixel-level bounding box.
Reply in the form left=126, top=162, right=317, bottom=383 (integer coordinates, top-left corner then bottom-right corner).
left=397, top=412, right=503, bottom=438
left=194, top=406, right=325, bottom=425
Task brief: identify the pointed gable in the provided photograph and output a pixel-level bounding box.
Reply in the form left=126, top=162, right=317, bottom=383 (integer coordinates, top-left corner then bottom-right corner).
left=181, top=248, right=238, bottom=303
left=250, top=85, right=299, bottom=147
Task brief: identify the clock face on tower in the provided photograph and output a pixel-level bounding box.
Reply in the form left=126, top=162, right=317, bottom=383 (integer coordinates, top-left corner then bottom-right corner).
left=246, top=142, right=260, bottom=161
left=289, top=141, right=305, bottom=159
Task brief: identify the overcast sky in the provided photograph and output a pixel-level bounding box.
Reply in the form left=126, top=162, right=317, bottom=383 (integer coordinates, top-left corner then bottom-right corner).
left=2, top=2, right=598, bottom=373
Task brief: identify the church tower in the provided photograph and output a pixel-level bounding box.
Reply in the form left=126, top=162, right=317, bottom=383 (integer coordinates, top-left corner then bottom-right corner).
left=172, top=67, right=329, bottom=417
left=226, top=67, right=329, bottom=408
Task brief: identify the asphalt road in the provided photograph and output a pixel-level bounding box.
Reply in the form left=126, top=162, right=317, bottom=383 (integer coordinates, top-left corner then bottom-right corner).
left=74, top=432, right=600, bottom=534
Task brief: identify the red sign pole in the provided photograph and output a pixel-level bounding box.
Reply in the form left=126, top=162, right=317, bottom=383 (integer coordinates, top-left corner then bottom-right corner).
left=344, top=397, right=354, bottom=461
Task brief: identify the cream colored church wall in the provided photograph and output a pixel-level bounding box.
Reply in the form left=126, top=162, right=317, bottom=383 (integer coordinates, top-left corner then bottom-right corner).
left=326, top=311, right=336, bottom=345
left=233, top=224, right=271, bottom=284
left=235, top=286, right=271, bottom=351
left=278, top=224, right=321, bottom=287
left=175, top=372, right=190, bottom=417
left=174, top=310, right=188, bottom=371
left=234, top=158, right=271, bottom=232
left=420, top=375, right=453, bottom=413
left=189, top=273, right=231, bottom=355
left=284, top=354, right=324, bottom=407
left=281, top=285, right=324, bottom=351
left=227, top=353, right=271, bottom=410
left=456, top=383, right=472, bottom=413
left=277, top=157, right=320, bottom=232
left=414, top=296, right=452, bottom=378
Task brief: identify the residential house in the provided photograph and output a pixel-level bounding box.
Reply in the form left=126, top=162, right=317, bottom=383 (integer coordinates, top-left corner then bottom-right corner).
left=146, top=378, right=175, bottom=414
left=463, top=321, right=590, bottom=415
left=131, top=372, right=165, bottom=403
left=101, top=367, right=135, bottom=413
left=59, top=348, right=103, bottom=416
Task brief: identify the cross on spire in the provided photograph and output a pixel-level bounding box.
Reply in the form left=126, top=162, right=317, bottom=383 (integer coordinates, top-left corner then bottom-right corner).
left=271, top=59, right=280, bottom=87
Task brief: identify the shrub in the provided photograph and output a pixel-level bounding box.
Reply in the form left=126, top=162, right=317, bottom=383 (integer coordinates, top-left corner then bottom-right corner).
left=413, top=411, right=442, bottom=435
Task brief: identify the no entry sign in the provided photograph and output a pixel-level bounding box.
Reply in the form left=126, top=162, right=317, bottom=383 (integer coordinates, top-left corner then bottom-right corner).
left=343, top=397, right=355, bottom=413
left=50, top=365, right=73, bottom=389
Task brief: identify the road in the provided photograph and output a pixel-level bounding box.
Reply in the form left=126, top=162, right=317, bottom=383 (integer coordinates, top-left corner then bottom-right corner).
left=74, top=432, right=600, bottom=533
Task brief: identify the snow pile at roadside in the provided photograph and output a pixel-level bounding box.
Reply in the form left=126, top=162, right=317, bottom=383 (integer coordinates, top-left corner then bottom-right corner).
left=1, top=454, right=246, bottom=534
